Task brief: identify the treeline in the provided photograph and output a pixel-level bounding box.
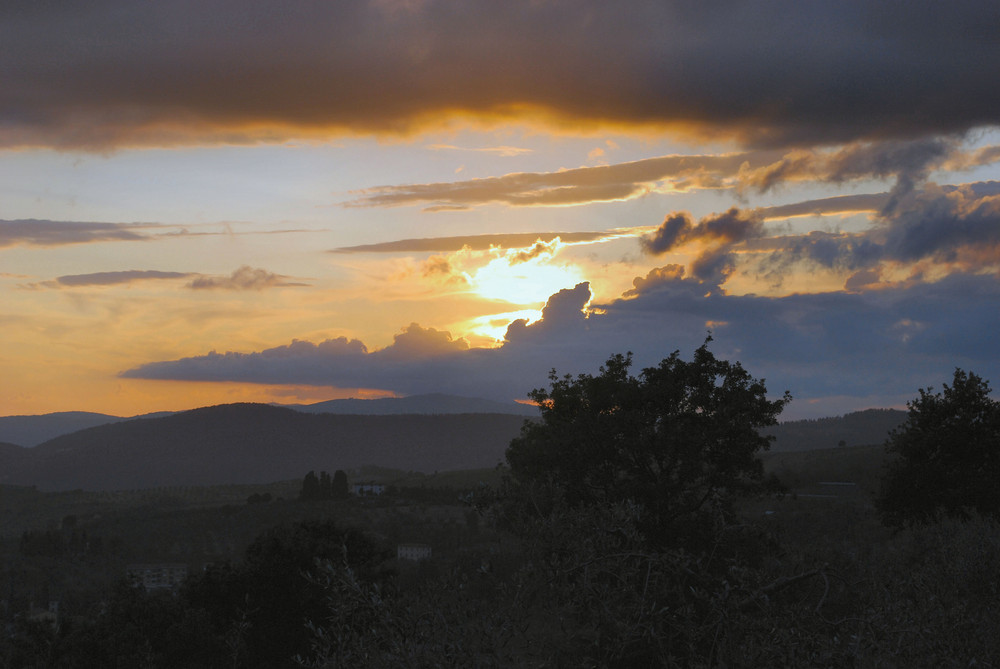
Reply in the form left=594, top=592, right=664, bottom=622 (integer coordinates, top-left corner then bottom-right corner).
left=297, top=470, right=348, bottom=501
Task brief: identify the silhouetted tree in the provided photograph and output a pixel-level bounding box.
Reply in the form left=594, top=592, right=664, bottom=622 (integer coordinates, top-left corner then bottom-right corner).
left=319, top=471, right=332, bottom=500
left=878, top=369, right=1000, bottom=525
left=332, top=470, right=349, bottom=499
left=505, top=338, right=789, bottom=549
left=299, top=470, right=320, bottom=501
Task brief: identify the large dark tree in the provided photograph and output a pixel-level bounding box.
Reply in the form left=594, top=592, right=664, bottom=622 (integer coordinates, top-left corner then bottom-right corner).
left=505, top=339, right=789, bottom=548
left=878, top=369, right=1000, bottom=525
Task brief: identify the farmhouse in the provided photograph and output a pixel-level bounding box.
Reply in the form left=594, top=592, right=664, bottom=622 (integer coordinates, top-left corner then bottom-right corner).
left=352, top=482, right=385, bottom=496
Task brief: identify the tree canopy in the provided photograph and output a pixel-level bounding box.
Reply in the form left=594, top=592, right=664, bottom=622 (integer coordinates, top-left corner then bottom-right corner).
left=505, top=339, right=790, bottom=547
left=878, top=369, right=1000, bottom=525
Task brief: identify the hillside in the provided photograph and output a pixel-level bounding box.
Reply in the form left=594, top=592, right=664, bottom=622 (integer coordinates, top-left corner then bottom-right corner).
left=0, top=403, right=527, bottom=492
left=764, top=408, right=906, bottom=452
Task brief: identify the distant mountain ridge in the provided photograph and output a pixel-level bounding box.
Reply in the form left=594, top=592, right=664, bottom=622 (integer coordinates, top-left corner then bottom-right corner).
left=281, top=393, right=539, bottom=417
left=0, top=411, right=133, bottom=448
left=0, top=394, right=536, bottom=447
left=0, top=403, right=527, bottom=491
left=764, top=408, right=907, bottom=452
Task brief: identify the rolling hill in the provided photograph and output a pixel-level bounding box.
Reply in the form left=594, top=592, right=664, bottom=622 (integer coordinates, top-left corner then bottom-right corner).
left=0, top=394, right=537, bottom=447
left=763, top=408, right=906, bottom=451
left=0, top=403, right=528, bottom=492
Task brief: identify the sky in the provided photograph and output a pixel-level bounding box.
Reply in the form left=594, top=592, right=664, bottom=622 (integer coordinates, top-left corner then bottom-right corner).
left=3, top=0, right=1000, bottom=420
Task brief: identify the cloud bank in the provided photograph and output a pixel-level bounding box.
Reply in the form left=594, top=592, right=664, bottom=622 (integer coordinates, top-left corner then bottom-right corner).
left=121, top=271, right=1000, bottom=419
left=4, top=1, right=1000, bottom=149
left=345, top=140, right=1000, bottom=210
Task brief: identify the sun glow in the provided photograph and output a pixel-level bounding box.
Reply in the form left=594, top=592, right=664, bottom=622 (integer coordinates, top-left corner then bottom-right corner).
left=469, top=243, right=586, bottom=305
left=465, top=308, right=544, bottom=344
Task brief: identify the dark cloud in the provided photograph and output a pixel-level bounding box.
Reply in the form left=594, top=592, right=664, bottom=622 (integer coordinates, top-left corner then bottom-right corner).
left=186, top=266, right=308, bottom=291
left=43, top=270, right=193, bottom=288
left=0, top=220, right=153, bottom=247
left=643, top=208, right=764, bottom=255
left=120, top=273, right=1000, bottom=419
left=642, top=208, right=764, bottom=285
left=5, top=1, right=1000, bottom=149
left=881, top=183, right=1000, bottom=263
left=641, top=213, right=692, bottom=255
left=757, top=182, right=1000, bottom=276
left=622, top=265, right=688, bottom=298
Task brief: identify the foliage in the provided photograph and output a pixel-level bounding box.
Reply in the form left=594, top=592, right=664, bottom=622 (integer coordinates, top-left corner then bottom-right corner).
left=184, top=519, right=391, bottom=668
left=505, top=339, right=789, bottom=549
left=877, top=368, right=1000, bottom=525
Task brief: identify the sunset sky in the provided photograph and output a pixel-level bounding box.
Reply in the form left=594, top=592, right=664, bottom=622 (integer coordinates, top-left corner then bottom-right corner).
left=3, top=1, right=1000, bottom=420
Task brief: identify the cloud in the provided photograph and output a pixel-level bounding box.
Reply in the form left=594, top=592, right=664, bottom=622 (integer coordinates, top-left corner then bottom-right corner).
left=5, top=2, right=1000, bottom=149
left=736, top=138, right=966, bottom=194
left=509, top=239, right=560, bottom=265
left=642, top=208, right=765, bottom=285
left=187, top=266, right=308, bottom=291
left=0, top=219, right=312, bottom=248
left=756, top=182, right=1000, bottom=276
left=346, top=152, right=762, bottom=209
left=23, top=266, right=309, bottom=291
left=426, top=144, right=533, bottom=157
left=30, top=270, right=194, bottom=289
left=122, top=322, right=469, bottom=387
left=120, top=273, right=1000, bottom=420
left=0, top=220, right=154, bottom=247
left=758, top=193, right=890, bottom=220
left=331, top=231, right=625, bottom=253
left=346, top=140, right=1000, bottom=211
left=622, top=265, right=689, bottom=298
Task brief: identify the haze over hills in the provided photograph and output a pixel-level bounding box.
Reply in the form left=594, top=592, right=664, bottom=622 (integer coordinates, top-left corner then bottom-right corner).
left=0, top=403, right=527, bottom=491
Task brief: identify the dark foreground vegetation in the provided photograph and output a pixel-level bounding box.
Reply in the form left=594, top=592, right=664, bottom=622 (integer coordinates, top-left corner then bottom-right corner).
left=1, top=345, right=998, bottom=667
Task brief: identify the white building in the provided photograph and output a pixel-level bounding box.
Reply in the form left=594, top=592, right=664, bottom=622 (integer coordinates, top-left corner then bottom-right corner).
left=352, top=482, right=385, bottom=496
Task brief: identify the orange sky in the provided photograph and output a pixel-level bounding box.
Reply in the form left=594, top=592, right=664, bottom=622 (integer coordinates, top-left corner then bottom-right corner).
left=3, top=1, right=1000, bottom=420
